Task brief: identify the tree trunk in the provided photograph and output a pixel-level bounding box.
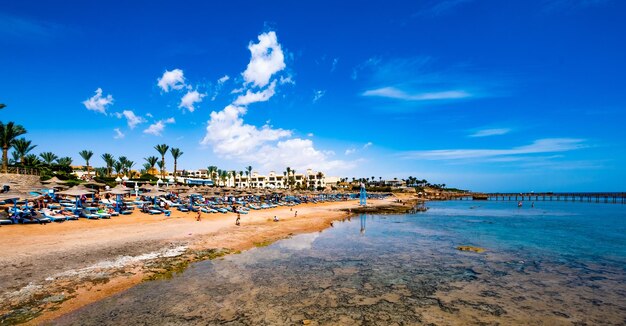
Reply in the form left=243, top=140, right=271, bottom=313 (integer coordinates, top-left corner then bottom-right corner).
left=2, top=146, right=8, bottom=173
left=173, top=160, right=177, bottom=184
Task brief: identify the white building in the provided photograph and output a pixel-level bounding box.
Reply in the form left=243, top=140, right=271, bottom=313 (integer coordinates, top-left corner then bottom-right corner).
left=234, top=169, right=328, bottom=189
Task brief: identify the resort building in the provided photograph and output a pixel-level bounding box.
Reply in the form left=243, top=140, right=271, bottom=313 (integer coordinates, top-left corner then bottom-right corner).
left=234, top=169, right=328, bottom=189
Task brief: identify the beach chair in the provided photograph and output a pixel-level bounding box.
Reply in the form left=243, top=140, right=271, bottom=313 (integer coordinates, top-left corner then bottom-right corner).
left=39, top=209, right=68, bottom=222
left=20, top=212, right=51, bottom=224
left=80, top=209, right=100, bottom=219
left=95, top=210, right=112, bottom=219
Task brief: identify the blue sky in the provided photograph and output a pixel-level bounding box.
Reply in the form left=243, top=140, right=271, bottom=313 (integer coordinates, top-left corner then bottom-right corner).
left=1, top=0, right=625, bottom=192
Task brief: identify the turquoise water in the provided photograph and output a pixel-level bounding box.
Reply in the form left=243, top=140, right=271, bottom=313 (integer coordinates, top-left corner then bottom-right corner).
left=416, top=201, right=626, bottom=264
left=55, top=201, right=626, bottom=325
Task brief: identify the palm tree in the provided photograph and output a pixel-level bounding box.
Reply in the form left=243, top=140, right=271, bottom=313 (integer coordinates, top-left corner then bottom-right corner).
left=141, top=162, right=152, bottom=174
left=39, top=152, right=58, bottom=165
left=101, top=153, right=115, bottom=177
left=118, top=156, right=129, bottom=175
left=95, top=167, right=108, bottom=178
left=170, top=148, right=183, bottom=181
left=220, top=170, right=228, bottom=187
left=0, top=104, right=5, bottom=109
left=125, top=160, right=135, bottom=176
left=12, top=138, right=36, bottom=164
left=285, top=167, right=292, bottom=189
left=246, top=166, right=252, bottom=188
left=22, top=154, right=41, bottom=167
left=157, top=160, right=165, bottom=178
left=0, top=122, right=27, bottom=172
left=113, top=161, right=124, bottom=176
left=78, top=150, right=94, bottom=177
left=144, top=156, right=159, bottom=175
left=154, top=144, right=169, bottom=179
left=207, top=166, right=218, bottom=183
left=56, top=157, right=73, bottom=166
left=9, top=151, right=19, bottom=165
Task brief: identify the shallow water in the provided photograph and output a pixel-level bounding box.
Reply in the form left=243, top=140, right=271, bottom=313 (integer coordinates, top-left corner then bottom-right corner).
left=55, top=201, right=626, bottom=325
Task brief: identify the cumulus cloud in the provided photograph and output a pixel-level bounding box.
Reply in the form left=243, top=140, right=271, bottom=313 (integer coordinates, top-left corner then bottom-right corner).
left=363, top=142, right=373, bottom=149
left=113, top=128, right=125, bottom=139
left=143, top=118, right=175, bottom=136
left=179, top=90, right=205, bottom=112
left=345, top=148, right=356, bottom=155
left=242, top=31, right=286, bottom=88
left=82, top=88, right=113, bottom=114
left=115, top=110, right=146, bottom=129
left=201, top=31, right=353, bottom=173
left=201, top=105, right=291, bottom=157
left=157, top=69, right=185, bottom=92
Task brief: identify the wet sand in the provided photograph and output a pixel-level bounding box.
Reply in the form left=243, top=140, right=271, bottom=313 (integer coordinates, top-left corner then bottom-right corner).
left=0, top=198, right=398, bottom=324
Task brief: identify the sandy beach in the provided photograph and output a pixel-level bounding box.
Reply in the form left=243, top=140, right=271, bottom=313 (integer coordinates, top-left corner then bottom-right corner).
left=0, top=197, right=402, bottom=324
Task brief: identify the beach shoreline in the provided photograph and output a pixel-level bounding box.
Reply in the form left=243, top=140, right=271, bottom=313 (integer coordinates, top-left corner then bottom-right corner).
left=0, top=196, right=414, bottom=325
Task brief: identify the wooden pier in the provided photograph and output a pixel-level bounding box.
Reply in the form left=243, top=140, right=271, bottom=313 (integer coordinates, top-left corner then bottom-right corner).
left=458, top=193, right=626, bottom=204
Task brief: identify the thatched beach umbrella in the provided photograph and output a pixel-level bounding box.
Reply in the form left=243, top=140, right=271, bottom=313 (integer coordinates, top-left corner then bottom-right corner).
left=42, top=176, right=68, bottom=184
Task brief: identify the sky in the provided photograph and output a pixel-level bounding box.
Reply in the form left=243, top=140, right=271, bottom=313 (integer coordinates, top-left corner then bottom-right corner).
left=1, top=0, right=625, bottom=192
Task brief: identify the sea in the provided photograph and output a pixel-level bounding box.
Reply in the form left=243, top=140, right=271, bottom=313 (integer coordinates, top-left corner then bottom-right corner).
left=54, top=200, right=626, bottom=325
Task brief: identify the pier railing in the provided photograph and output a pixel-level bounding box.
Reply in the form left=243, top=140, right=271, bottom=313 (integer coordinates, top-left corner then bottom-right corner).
left=458, top=192, right=626, bottom=204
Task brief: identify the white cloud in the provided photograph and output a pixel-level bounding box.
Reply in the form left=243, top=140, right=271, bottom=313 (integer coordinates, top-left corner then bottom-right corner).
left=201, top=31, right=353, bottom=173
left=115, top=110, right=146, bottom=129
left=345, top=148, right=356, bottom=155
left=201, top=105, right=291, bottom=156
left=307, top=133, right=314, bottom=137
left=279, top=75, right=295, bottom=85
left=157, top=69, right=185, bottom=92
left=242, top=31, right=286, bottom=88
left=401, top=138, right=587, bottom=160
left=313, top=90, right=326, bottom=103
left=179, top=90, right=205, bottom=112
left=469, top=128, right=511, bottom=138
left=218, top=75, right=230, bottom=84
left=143, top=118, right=175, bottom=136
left=363, top=142, right=373, bottom=149
left=233, top=80, right=276, bottom=105
left=113, top=128, right=124, bottom=139
left=211, top=75, right=231, bottom=101
left=146, top=113, right=153, bottom=118
left=362, top=86, right=471, bottom=101
left=82, top=88, right=113, bottom=114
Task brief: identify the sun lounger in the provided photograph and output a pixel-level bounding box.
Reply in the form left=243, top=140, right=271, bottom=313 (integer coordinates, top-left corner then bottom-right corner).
left=148, top=209, right=162, bottom=215
left=80, top=209, right=100, bottom=219
left=95, top=210, right=111, bottom=219
left=20, top=212, right=51, bottom=224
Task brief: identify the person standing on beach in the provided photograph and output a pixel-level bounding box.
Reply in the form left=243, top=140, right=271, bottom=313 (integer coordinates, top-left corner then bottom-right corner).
left=294, top=210, right=297, bottom=217
left=236, top=213, right=241, bottom=226
left=196, top=210, right=201, bottom=221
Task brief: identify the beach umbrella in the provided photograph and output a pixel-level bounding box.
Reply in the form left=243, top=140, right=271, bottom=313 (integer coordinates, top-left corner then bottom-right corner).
left=42, top=176, right=68, bottom=184
left=57, top=185, right=95, bottom=210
